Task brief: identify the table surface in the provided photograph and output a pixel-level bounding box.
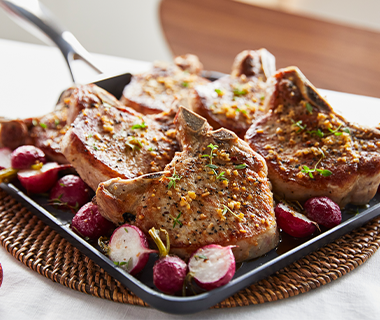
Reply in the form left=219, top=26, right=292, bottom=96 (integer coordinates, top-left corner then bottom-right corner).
left=0, top=38, right=380, bottom=320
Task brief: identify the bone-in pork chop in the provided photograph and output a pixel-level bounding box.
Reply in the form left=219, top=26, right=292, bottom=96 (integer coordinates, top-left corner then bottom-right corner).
left=120, top=54, right=210, bottom=114
left=0, top=84, right=124, bottom=163
left=190, top=49, right=276, bottom=138
left=61, top=98, right=179, bottom=191
left=96, top=107, right=279, bottom=262
left=245, top=66, right=380, bottom=207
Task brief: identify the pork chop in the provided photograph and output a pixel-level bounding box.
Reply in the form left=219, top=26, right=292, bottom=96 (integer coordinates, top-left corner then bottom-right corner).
left=245, top=66, right=380, bottom=207
left=0, top=84, right=124, bottom=164
left=96, top=107, right=279, bottom=262
left=190, top=49, right=276, bottom=138
left=120, top=54, right=210, bottom=114
left=60, top=98, right=179, bottom=191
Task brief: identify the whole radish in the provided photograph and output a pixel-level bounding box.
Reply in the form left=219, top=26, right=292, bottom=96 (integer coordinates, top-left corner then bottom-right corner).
left=188, top=245, right=236, bottom=291
left=149, top=227, right=187, bottom=295
left=105, top=224, right=156, bottom=275
left=275, top=202, right=318, bottom=238
left=11, top=145, right=46, bottom=169
left=304, top=196, right=342, bottom=229
left=71, top=202, right=115, bottom=240
left=49, top=175, right=91, bottom=211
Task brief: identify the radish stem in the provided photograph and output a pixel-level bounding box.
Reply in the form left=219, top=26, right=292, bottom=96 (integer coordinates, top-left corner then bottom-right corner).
left=148, top=227, right=170, bottom=257
left=0, top=168, right=18, bottom=183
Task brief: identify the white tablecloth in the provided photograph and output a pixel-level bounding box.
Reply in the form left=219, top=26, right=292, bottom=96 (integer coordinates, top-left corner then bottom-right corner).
left=1, top=39, right=380, bottom=320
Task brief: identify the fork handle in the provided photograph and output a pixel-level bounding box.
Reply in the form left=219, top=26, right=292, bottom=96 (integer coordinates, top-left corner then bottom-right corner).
left=0, top=0, right=103, bottom=82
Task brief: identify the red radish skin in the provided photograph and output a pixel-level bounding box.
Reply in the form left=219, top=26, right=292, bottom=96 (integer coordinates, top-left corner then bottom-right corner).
left=0, top=263, right=2, bottom=288
left=49, top=175, right=91, bottom=210
left=0, top=148, right=12, bottom=170
left=275, top=202, right=318, bottom=238
left=109, top=224, right=155, bottom=275
left=11, top=145, right=46, bottom=169
left=17, top=162, right=70, bottom=194
left=149, top=227, right=187, bottom=294
left=304, top=196, right=342, bottom=229
left=188, top=244, right=235, bottom=291
left=153, top=256, right=187, bottom=294
left=71, top=202, right=115, bottom=240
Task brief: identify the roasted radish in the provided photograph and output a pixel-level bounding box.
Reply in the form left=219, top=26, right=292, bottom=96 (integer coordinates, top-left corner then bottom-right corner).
left=149, top=227, right=187, bottom=295
left=188, top=245, right=235, bottom=291
left=17, top=162, right=70, bottom=194
left=106, top=224, right=156, bottom=275
left=275, top=202, right=318, bottom=238
left=49, top=175, right=91, bottom=211
left=304, top=196, right=342, bottom=229
left=0, top=148, right=12, bottom=170
left=11, top=145, right=46, bottom=169
left=71, top=202, right=115, bottom=240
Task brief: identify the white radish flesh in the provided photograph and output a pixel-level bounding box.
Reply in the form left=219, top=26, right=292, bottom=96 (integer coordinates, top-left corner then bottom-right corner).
left=0, top=148, right=12, bottom=169
left=188, top=244, right=235, bottom=291
left=109, top=224, right=155, bottom=275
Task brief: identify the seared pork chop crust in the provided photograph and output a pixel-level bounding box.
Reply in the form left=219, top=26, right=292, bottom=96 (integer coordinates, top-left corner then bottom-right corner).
left=0, top=84, right=123, bottom=163
left=190, top=49, right=276, bottom=138
left=97, top=107, right=279, bottom=262
left=61, top=100, right=179, bottom=191
left=245, top=67, right=380, bottom=207
left=120, top=54, right=210, bottom=114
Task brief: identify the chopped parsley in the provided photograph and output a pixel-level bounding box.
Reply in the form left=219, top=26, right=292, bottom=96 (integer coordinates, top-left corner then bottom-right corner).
left=55, top=119, right=60, bottom=126
left=181, top=81, right=189, bottom=87
left=40, top=123, right=47, bottom=129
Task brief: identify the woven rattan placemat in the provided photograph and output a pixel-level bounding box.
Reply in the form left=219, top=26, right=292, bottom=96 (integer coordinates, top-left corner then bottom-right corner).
left=1, top=188, right=380, bottom=309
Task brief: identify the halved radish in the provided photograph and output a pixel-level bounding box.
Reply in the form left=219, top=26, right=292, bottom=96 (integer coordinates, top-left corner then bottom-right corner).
left=0, top=148, right=12, bottom=170
left=275, top=202, right=318, bottom=238
left=71, top=202, right=115, bottom=240
left=188, top=245, right=235, bottom=291
left=108, top=224, right=156, bottom=275
left=17, top=162, right=71, bottom=194
left=11, top=145, right=46, bottom=169
left=149, top=227, right=187, bottom=294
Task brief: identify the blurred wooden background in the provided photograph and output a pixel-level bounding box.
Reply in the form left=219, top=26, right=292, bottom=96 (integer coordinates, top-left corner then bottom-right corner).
left=160, top=0, right=380, bottom=98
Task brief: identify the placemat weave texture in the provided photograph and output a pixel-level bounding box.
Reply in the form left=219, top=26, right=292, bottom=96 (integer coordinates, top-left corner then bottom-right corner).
left=1, top=188, right=379, bottom=309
